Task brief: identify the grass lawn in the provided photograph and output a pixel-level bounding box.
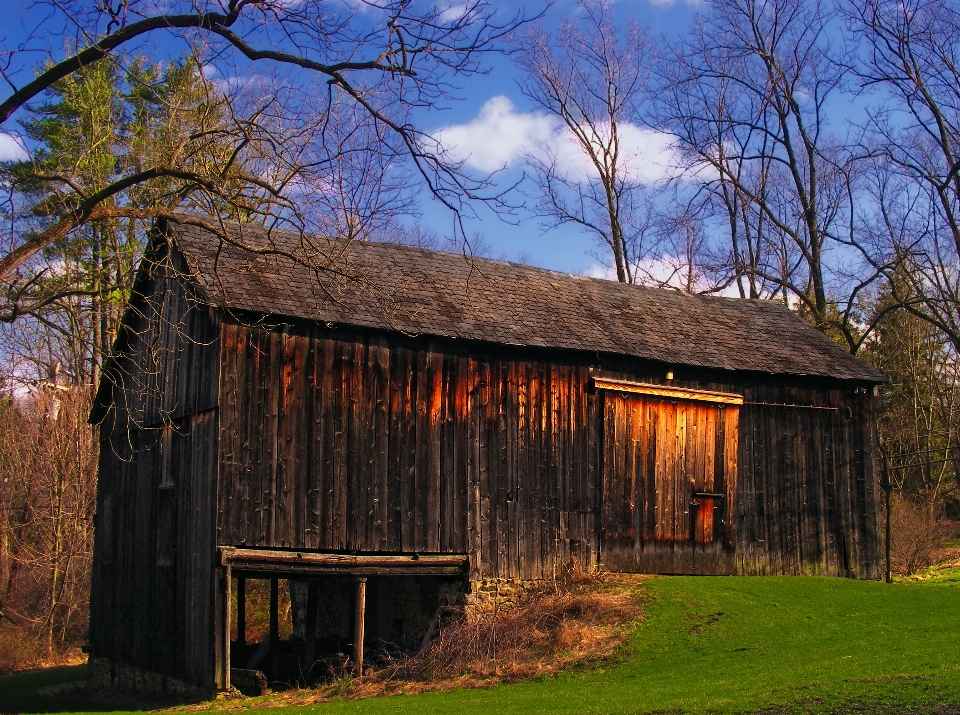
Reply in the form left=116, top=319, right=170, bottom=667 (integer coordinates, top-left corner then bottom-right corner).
left=0, top=666, right=90, bottom=715
left=3, top=575, right=959, bottom=714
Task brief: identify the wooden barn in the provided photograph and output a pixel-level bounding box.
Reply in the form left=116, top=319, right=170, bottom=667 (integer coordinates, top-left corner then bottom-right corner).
left=88, top=216, right=885, bottom=695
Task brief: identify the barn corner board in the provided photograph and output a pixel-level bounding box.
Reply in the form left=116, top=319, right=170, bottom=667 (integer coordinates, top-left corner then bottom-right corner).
left=88, top=215, right=885, bottom=694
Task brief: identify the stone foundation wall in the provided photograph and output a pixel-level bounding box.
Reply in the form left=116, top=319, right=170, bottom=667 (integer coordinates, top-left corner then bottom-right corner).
left=463, top=578, right=547, bottom=623
left=86, top=656, right=212, bottom=701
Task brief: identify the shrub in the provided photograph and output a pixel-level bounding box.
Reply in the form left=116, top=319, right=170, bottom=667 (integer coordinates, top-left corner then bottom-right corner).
left=888, top=493, right=950, bottom=576
left=0, top=623, right=45, bottom=674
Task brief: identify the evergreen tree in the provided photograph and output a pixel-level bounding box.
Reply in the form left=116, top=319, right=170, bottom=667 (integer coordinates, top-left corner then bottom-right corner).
left=2, top=55, right=230, bottom=386
left=863, top=288, right=960, bottom=517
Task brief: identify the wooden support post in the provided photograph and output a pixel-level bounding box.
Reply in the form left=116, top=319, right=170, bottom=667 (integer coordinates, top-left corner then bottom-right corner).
left=237, top=577, right=246, bottom=648
left=223, top=566, right=232, bottom=691
left=354, top=578, right=367, bottom=677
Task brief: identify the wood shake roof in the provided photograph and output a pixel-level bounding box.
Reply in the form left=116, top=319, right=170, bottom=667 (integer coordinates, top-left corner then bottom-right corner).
left=165, top=217, right=884, bottom=383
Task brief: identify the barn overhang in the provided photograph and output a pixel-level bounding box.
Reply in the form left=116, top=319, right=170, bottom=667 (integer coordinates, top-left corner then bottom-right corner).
left=218, top=547, right=469, bottom=577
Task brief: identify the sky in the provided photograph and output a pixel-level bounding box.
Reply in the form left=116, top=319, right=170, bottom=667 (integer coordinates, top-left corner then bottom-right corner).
left=1, top=0, right=706, bottom=278
left=413, top=0, right=704, bottom=276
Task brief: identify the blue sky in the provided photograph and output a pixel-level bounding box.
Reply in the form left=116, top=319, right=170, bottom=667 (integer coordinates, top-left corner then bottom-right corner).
left=2, top=0, right=705, bottom=276
left=414, top=0, right=704, bottom=275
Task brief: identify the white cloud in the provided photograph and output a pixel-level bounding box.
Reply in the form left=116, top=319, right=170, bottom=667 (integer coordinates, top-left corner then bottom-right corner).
left=586, top=257, right=691, bottom=286
left=433, top=95, right=685, bottom=185
left=433, top=96, right=555, bottom=172
left=549, top=121, right=684, bottom=185
left=647, top=0, right=704, bottom=6
left=584, top=263, right=618, bottom=280
left=585, top=257, right=742, bottom=297
left=438, top=4, right=467, bottom=22
left=0, top=133, right=29, bottom=162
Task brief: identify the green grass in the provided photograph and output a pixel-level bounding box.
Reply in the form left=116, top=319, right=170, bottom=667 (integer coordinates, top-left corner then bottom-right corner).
left=3, top=576, right=960, bottom=714
left=900, top=559, right=960, bottom=585
left=0, top=666, right=89, bottom=714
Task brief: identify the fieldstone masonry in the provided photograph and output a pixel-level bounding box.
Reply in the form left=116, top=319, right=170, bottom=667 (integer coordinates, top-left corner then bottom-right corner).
left=463, top=578, right=547, bottom=623
left=86, top=656, right=211, bottom=700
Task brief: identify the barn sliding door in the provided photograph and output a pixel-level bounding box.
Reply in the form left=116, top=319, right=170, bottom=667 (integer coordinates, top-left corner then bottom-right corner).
left=596, top=380, right=741, bottom=575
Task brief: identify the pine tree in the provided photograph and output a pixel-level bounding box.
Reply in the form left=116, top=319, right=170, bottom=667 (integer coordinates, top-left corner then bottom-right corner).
left=3, top=55, right=229, bottom=386
left=862, top=288, right=960, bottom=516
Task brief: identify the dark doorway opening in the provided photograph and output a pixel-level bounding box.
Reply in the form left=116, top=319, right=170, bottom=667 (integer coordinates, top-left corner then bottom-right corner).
left=220, top=548, right=469, bottom=693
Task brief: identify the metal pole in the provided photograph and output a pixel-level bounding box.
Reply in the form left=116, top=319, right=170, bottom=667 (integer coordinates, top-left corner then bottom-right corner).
left=882, top=452, right=892, bottom=584
left=354, top=578, right=367, bottom=677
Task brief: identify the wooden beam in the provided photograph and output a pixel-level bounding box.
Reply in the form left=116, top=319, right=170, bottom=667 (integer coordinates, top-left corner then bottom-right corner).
left=221, top=548, right=468, bottom=569
left=229, top=564, right=465, bottom=577
left=354, top=578, right=367, bottom=677
left=219, top=548, right=469, bottom=577
left=591, top=378, right=744, bottom=405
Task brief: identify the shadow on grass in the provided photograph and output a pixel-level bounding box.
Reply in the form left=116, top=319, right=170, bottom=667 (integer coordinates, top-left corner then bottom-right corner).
left=0, top=665, right=202, bottom=714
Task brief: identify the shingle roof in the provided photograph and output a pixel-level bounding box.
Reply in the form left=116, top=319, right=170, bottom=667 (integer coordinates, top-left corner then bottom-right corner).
left=165, top=217, right=884, bottom=383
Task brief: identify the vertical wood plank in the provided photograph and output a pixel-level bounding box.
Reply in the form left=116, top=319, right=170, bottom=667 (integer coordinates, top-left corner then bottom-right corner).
left=426, top=351, right=443, bottom=552
left=372, top=339, right=390, bottom=551
left=478, top=360, right=493, bottom=574
left=466, top=357, right=482, bottom=579
left=387, top=346, right=410, bottom=552
left=399, top=347, right=418, bottom=553
left=440, top=353, right=457, bottom=551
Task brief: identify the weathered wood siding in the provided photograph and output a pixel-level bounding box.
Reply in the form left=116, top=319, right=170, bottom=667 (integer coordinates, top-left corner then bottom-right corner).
left=216, top=320, right=882, bottom=581
left=99, top=246, right=220, bottom=435
left=91, top=414, right=219, bottom=688
left=600, top=394, right=740, bottom=575
left=736, top=396, right=879, bottom=577
left=90, top=250, right=221, bottom=690
left=216, top=321, right=598, bottom=580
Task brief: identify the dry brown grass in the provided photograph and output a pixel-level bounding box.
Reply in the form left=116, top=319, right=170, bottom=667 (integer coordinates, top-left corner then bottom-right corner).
left=0, top=624, right=44, bottom=673
left=192, top=572, right=649, bottom=711
left=0, top=622, right=85, bottom=674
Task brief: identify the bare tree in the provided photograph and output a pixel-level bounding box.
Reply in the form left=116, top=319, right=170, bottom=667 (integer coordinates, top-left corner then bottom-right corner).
left=514, top=0, right=657, bottom=284
left=0, top=385, right=96, bottom=656
left=292, top=102, right=418, bottom=244
left=654, top=0, right=884, bottom=343
left=845, top=0, right=960, bottom=352
left=0, top=0, right=531, bottom=386
left=0, top=0, right=534, bottom=298
left=867, top=290, right=960, bottom=512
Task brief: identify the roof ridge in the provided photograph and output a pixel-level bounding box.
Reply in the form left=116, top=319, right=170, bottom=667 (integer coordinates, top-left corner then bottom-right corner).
left=164, top=216, right=885, bottom=383
left=168, top=214, right=789, bottom=309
